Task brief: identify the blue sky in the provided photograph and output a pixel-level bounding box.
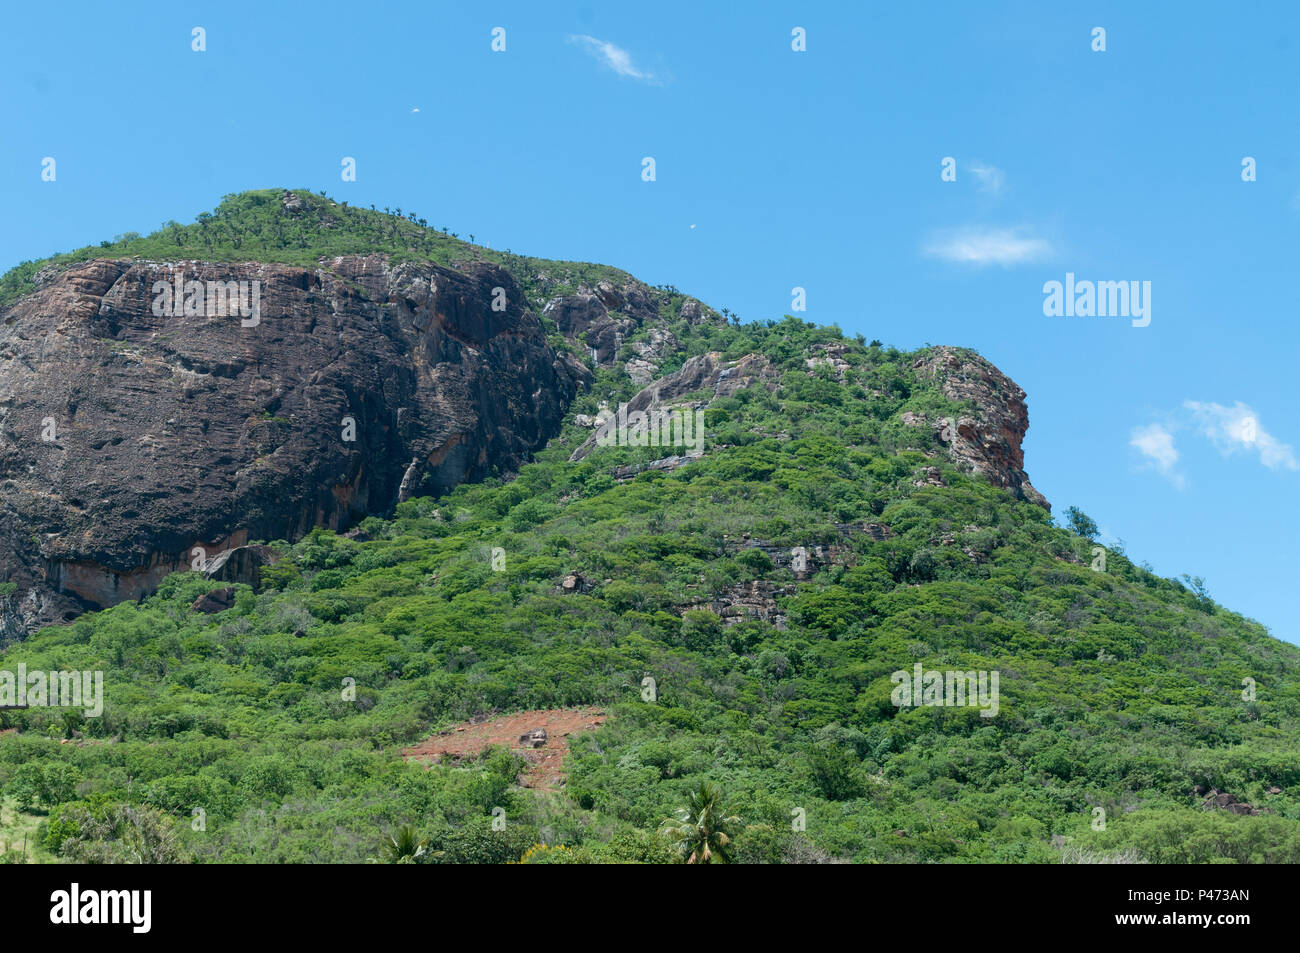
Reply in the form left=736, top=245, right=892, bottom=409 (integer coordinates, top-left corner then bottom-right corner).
left=3, top=2, right=1297, bottom=642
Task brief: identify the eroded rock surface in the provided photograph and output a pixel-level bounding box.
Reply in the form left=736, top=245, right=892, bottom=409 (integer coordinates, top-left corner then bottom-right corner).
left=569, top=352, right=779, bottom=462
left=910, top=346, right=1050, bottom=511
left=0, top=254, right=585, bottom=634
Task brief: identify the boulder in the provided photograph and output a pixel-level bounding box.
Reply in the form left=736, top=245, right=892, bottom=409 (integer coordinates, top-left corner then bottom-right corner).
left=190, top=587, right=237, bottom=614
left=518, top=728, right=547, bottom=748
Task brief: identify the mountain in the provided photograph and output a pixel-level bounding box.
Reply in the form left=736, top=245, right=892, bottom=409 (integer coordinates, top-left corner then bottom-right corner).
left=0, top=190, right=1296, bottom=864
left=0, top=190, right=1046, bottom=638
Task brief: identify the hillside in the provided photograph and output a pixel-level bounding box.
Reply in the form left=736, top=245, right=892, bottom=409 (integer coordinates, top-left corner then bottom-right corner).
left=0, top=190, right=1297, bottom=864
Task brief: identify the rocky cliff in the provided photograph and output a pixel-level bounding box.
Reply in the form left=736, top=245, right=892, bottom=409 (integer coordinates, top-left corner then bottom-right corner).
left=0, top=252, right=586, bottom=636
left=907, top=346, right=1049, bottom=511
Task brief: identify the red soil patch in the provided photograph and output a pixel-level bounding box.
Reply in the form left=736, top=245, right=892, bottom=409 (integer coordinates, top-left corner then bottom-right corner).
left=402, top=707, right=605, bottom=791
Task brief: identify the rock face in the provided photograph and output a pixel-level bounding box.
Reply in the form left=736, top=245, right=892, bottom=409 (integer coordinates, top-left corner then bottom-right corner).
left=542, top=278, right=663, bottom=372
left=0, top=254, right=586, bottom=636
left=202, top=544, right=278, bottom=588
left=569, top=352, right=779, bottom=462
left=910, top=347, right=1050, bottom=511
left=684, top=581, right=795, bottom=627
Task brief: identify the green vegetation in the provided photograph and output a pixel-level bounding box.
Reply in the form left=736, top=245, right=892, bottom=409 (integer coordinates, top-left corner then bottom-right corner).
left=0, top=189, right=629, bottom=315
left=1, top=191, right=1297, bottom=863
left=380, top=824, right=430, bottom=864
left=661, top=780, right=742, bottom=864
left=1064, top=506, right=1100, bottom=542
left=0, top=798, right=50, bottom=863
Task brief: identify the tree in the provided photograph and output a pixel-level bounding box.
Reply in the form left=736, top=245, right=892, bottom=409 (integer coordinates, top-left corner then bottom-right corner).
left=53, top=803, right=190, bottom=863
left=660, top=780, right=740, bottom=864
left=7, top=762, right=80, bottom=811
left=808, top=741, right=865, bottom=801
left=1180, top=574, right=1214, bottom=612
left=1064, top=506, right=1099, bottom=540
left=382, top=825, right=429, bottom=864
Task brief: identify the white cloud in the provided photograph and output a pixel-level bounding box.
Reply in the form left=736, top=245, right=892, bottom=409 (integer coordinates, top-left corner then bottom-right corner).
left=967, top=162, right=1006, bottom=196
left=922, top=227, right=1052, bottom=267
left=1130, top=423, right=1184, bottom=487
left=1131, top=402, right=1296, bottom=486
left=568, top=35, right=660, bottom=84
left=1183, top=400, right=1297, bottom=471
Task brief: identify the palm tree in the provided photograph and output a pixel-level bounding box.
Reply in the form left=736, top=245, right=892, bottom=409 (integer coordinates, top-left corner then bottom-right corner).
left=382, top=825, right=428, bottom=864
left=660, top=780, right=740, bottom=864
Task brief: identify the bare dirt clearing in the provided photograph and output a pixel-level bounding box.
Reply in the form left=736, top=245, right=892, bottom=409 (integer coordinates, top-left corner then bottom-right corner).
left=401, top=707, right=605, bottom=791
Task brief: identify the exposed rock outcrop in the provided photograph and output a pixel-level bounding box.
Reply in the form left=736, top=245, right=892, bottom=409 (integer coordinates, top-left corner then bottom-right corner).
left=0, top=254, right=586, bottom=635
left=805, top=342, right=852, bottom=379
left=630, top=352, right=778, bottom=412
left=543, top=278, right=659, bottom=367
left=559, top=572, right=592, bottom=594
left=610, top=454, right=700, bottom=481
left=624, top=327, right=678, bottom=386
left=1200, top=789, right=1261, bottom=816
left=678, top=298, right=709, bottom=326
left=570, top=351, right=779, bottom=462
left=190, top=587, right=237, bottom=614
left=909, top=346, right=1050, bottom=511
left=202, top=544, right=278, bottom=588
left=682, top=581, right=794, bottom=627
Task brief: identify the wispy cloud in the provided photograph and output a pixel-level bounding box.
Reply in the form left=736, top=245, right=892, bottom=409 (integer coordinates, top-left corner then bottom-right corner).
left=1183, top=400, right=1297, bottom=471
left=568, top=35, right=661, bottom=84
left=1130, top=423, right=1184, bottom=488
left=1131, top=402, right=1295, bottom=486
left=922, top=226, right=1052, bottom=267
left=967, top=161, right=1006, bottom=196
